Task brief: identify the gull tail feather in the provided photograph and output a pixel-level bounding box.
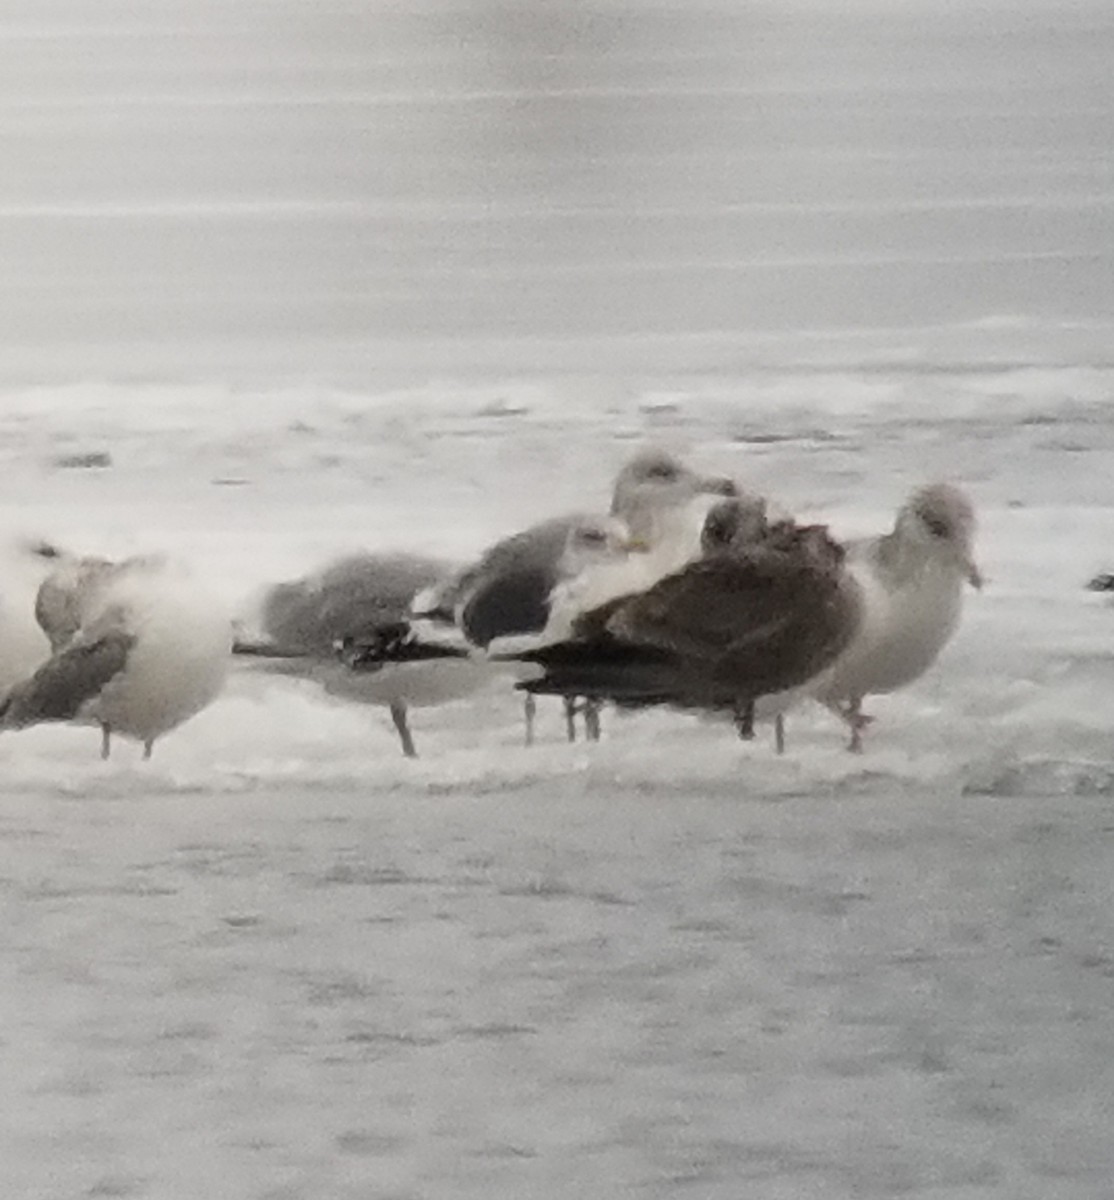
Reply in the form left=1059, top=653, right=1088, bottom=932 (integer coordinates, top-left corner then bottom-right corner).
left=509, top=639, right=675, bottom=702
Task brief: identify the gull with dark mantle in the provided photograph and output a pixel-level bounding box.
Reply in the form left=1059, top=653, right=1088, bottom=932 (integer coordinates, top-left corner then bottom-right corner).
left=353, top=447, right=740, bottom=745
left=810, top=482, right=982, bottom=751
left=334, top=515, right=639, bottom=748
left=0, top=551, right=231, bottom=759
left=408, top=446, right=739, bottom=744
left=492, top=497, right=863, bottom=740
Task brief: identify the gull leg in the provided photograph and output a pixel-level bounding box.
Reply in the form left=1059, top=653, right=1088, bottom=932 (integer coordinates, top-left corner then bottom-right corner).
left=524, top=694, right=536, bottom=747
left=733, top=700, right=755, bottom=741
left=142, top=739, right=154, bottom=760
left=583, top=698, right=602, bottom=743
left=563, top=696, right=578, bottom=743
left=389, top=700, right=418, bottom=759
left=823, top=697, right=873, bottom=753
left=774, top=713, right=786, bottom=755
left=100, top=722, right=112, bottom=760
left=846, top=696, right=874, bottom=754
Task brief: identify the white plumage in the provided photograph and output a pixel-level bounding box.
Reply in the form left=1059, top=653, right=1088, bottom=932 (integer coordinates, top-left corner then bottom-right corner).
left=813, top=482, right=982, bottom=750
left=1, top=553, right=232, bottom=758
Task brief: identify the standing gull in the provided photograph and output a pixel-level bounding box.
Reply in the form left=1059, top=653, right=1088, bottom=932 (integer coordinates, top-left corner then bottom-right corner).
left=497, top=498, right=863, bottom=736
left=344, top=514, right=639, bottom=742
left=234, top=552, right=479, bottom=759
left=811, top=482, right=982, bottom=751
left=0, top=552, right=231, bottom=759
left=410, top=447, right=738, bottom=743
left=414, top=514, right=630, bottom=743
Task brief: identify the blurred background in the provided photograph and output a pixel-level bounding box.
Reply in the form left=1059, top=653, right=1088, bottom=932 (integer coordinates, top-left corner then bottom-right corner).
left=0, top=0, right=1111, bottom=384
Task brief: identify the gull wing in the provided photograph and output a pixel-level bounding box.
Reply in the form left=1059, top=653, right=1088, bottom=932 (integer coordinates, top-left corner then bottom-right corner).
left=605, top=544, right=859, bottom=699
left=262, top=554, right=448, bottom=653
left=603, top=554, right=800, bottom=661
left=457, top=515, right=583, bottom=647
left=0, top=629, right=135, bottom=729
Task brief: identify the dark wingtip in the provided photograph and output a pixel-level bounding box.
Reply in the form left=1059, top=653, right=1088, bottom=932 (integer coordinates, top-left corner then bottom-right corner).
left=231, top=638, right=288, bottom=657
left=1087, top=572, right=1114, bottom=593
left=337, top=625, right=469, bottom=671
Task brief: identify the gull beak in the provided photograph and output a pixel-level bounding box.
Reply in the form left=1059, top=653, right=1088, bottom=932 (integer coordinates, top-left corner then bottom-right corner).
left=965, top=557, right=984, bottom=590
left=622, top=535, right=652, bottom=553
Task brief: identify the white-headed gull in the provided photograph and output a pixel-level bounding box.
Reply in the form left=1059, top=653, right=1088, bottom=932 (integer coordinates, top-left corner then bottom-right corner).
left=1, top=552, right=232, bottom=759
left=811, top=482, right=982, bottom=751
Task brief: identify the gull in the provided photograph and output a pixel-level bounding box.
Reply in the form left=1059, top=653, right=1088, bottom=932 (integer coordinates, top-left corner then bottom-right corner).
left=811, top=482, right=982, bottom=751
left=413, top=514, right=628, bottom=743
left=495, top=497, right=863, bottom=738
left=342, top=515, right=638, bottom=744
left=0, top=552, right=232, bottom=759
left=34, top=550, right=117, bottom=650
left=421, top=446, right=739, bottom=738
left=374, top=447, right=739, bottom=744
left=233, top=553, right=471, bottom=759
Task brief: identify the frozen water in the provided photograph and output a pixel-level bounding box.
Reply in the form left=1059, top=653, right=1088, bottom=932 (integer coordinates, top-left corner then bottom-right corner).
left=1, top=368, right=1113, bottom=1198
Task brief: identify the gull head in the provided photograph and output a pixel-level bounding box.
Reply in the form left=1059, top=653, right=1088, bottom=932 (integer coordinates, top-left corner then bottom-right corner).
left=752, top=517, right=847, bottom=574
left=611, top=447, right=738, bottom=547
left=897, top=483, right=982, bottom=588
left=35, top=554, right=118, bottom=650
left=559, top=514, right=634, bottom=575
left=700, top=496, right=770, bottom=554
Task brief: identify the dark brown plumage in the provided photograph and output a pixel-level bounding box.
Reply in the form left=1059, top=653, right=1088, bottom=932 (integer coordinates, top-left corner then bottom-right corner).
left=513, top=502, right=862, bottom=719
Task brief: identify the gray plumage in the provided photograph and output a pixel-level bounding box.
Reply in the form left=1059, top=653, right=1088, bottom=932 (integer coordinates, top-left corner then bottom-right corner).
left=237, top=552, right=464, bottom=760
left=259, top=553, right=451, bottom=653
left=435, top=515, right=588, bottom=649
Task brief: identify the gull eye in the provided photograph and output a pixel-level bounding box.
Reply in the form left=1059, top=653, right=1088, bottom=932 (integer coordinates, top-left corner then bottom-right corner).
left=921, top=512, right=950, bottom=538
left=645, top=462, right=678, bottom=482
left=577, top=528, right=607, bottom=547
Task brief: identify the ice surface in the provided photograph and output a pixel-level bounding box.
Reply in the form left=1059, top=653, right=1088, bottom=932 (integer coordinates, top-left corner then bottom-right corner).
left=1, top=370, right=1113, bottom=1198
left=1, top=0, right=1112, bottom=381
